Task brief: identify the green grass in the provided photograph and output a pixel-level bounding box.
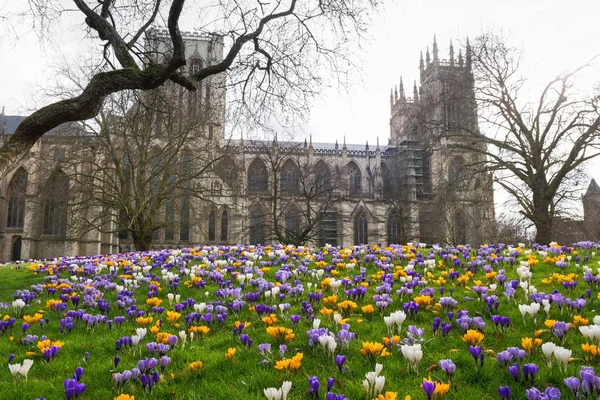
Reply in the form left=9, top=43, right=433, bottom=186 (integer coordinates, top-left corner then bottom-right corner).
left=0, top=264, right=46, bottom=302
left=0, top=246, right=598, bottom=399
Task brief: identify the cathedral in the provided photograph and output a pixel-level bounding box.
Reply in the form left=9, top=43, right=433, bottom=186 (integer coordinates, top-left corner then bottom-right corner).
left=0, top=33, right=500, bottom=261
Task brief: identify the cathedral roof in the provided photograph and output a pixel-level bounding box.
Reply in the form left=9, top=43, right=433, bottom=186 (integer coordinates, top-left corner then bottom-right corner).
left=585, top=179, right=600, bottom=196
left=0, top=115, right=87, bottom=136
left=235, top=139, right=395, bottom=156
left=0, top=115, right=27, bottom=135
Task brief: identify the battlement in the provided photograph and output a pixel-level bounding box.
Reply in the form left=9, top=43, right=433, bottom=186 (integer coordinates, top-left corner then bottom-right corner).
left=146, top=28, right=224, bottom=45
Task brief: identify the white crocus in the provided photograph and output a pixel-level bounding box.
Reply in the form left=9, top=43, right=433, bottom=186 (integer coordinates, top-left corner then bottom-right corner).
left=333, top=313, right=342, bottom=325
left=374, top=375, right=385, bottom=395
left=131, top=335, right=142, bottom=346
left=400, top=344, right=423, bottom=372
left=167, top=293, right=174, bottom=305
left=136, top=328, right=147, bottom=340
left=541, top=342, right=556, bottom=367
left=8, top=363, right=21, bottom=377
left=19, top=359, right=33, bottom=380
left=390, top=310, right=407, bottom=335
left=553, top=346, right=571, bottom=372
left=383, top=316, right=394, bottom=334
left=263, top=387, right=282, bottom=400
left=179, top=330, right=187, bottom=348
left=281, top=380, right=292, bottom=400
left=312, top=318, right=321, bottom=329
left=542, top=299, right=551, bottom=318
left=12, top=299, right=26, bottom=315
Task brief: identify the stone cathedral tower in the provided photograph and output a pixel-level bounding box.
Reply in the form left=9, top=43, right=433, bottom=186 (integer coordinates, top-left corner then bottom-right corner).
left=389, top=36, right=496, bottom=244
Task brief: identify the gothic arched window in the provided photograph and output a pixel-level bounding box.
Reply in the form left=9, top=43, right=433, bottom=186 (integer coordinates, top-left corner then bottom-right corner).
left=387, top=211, right=405, bottom=245
left=448, top=156, right=466, bottom=184
left=381, top=162, right=394, bottom=199
left=180, top=196, right=190, bottom=241
left=318, top=210, right=337, bottom=247
left=348, top=162, right=361, bottom=196
left=284, top=205, right=301, bottom=242
left=314, top=160, right=331, bottom=193
left=43, top=170, right=69, bottom=236
left=248, top=158, right=268, bottom=193
left=280, top=159, right=300, bottom=193
left=188, top=58, right=204, bottom=119
left=218, top=157, right=237, bottom=187
left=353, top=212, right=368, bottom=245
left=6, top=168, right=28, bottom=229
left=208, top=210, right=216, bottom=241
left=165, top=200, right=175, bottom=241
left=249, top=205, right=266, bottom=245
left=455, top=211, right=468, bottom=245
left=220, top=210, right=228, bottom=242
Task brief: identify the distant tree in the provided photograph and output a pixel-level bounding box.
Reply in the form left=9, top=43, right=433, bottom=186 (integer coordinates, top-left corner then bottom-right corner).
left=0, top=0, right=380, bottom=176
left=48, top=89, right=227, bottom=251
left=446, top=33, right=600, bottom=244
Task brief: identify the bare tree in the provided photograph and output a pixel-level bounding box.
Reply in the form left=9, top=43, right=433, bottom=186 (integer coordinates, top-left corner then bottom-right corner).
left=244, top=139, right=342, bottom=246
left=46, top=89, right=228, bottom=251
left=445, top=33, right=600, bottom=244
left=0, top=0, right=380, bottom=176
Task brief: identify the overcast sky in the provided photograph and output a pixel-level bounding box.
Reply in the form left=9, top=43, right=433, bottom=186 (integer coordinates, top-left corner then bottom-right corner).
left=1, top=0, right=599, bottom=212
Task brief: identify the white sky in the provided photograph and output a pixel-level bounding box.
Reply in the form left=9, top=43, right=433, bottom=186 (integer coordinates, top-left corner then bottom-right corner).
left=1, top=0, right=599, bottom=216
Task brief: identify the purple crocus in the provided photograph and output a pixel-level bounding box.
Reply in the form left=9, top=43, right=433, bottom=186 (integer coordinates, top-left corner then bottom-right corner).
left=159, top=356, right=171, bottom=372
left=544, top=387, right=561, bottom=400
left=308, top=376, right=320, bottom=397
left=422, top=379, right=437, bottom=400
left=64, top=378, right=86, bottom=399
left=438, top=359, right=456, bottom=381
left=563, top=376, right=580, bottom=396
left=327, top=377, right=335, bottom=391
left=73, top=367, right=84, bottom=382
left=279, top=344, right=287, bottom=358
left=290, top=315, right=301, bottom=325
left=525, top=388, right=542, bottom=400
left=552, top=321, right=570, bottom=342
left=469, top=346, right=484, bottom=368
left=114, top=356, right=120, bottom=368
left=257, top=343, right=271, bottom=355
left=522, top=363, right=539, bottom=384
left=508, top=364, right=520, bottom=381
left=432, top=317, right=441, bottom=334
left=498, top=386, right=511, bottom=399
left=335, top=355, right=346, bottom=373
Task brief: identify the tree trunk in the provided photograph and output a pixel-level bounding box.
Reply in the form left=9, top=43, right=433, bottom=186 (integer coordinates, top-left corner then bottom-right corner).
left=131, top=231, right=151, bottom=251
left=532, top=199, right=553, bottom=245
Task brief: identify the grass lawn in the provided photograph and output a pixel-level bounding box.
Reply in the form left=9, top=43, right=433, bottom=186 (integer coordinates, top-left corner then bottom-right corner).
left=0, top=243, right=599, bottom=400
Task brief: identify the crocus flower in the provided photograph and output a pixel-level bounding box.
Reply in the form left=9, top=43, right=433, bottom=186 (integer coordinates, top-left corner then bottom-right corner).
left=335, top=355, right=346, bottom=373
left=159, top=356, right=171, bottom=372
left=508, top=364, right=520, bottom=381
left=327, top=377, right=335, bottom=391
left=563, top=376, right=580, bottom=396
left=307, top=376, right=320, bottom=397
left=498, top=386, right=511, bottom=399
left=438, top=359, right=456, bottom=381
left=522, top=363, right=539, bottom=384
left=422, top=379, right=436, bottom=400
left=469, top=346, right=484, bottom=368
left=73, top=367, right=84, bottom=382
left=64, top=378, right=86, bottom=399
